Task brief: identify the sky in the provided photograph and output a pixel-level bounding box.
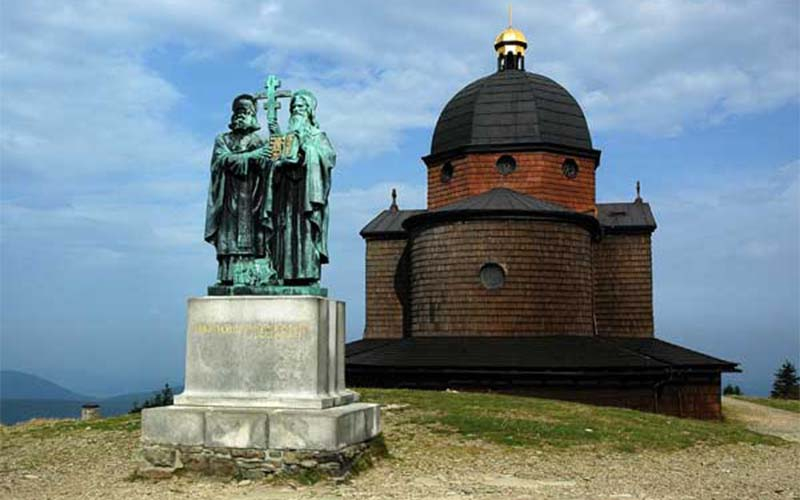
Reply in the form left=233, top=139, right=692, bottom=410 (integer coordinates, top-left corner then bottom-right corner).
left=1, top=0, right=798, bottom=397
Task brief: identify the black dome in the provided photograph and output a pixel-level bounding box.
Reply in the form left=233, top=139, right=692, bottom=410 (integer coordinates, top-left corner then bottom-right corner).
left=429, top=70, right=593, bottom=157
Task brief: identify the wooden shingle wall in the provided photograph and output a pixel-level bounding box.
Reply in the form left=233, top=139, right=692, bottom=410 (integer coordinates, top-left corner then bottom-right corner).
left=409, top=219, right=594, bottom=336
left=659, top=377, right=722, bottom=420
left=426, top=152, right=596, bottom=212
left=347, top=371, right=722, bottom=420
left=493, top=378, right=721, bottom=419
left=364, top=238, right=408, bottom=339
left=594, top=233, right=654, bottom=337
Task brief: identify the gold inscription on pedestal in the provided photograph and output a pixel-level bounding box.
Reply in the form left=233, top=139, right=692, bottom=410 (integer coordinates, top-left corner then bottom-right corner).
left=191, top=322, right=310, bottom=339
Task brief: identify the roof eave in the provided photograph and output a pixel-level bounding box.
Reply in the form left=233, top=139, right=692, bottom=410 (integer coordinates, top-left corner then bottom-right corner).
left=423, top=142, right=602, bottom=167
left=601, top=224, right=658, bottom=235
left=346, top=364, right=738, bottom=375
left=360, top=231, right=410, bottom=240
left=403, top=209, right=601, bottom=236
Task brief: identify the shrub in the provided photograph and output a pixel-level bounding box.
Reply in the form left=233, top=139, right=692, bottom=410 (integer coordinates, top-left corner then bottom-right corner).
left=130, top=384, right=174, bottom=413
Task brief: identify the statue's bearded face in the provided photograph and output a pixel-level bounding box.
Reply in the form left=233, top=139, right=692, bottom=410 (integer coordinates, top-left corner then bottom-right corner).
left=288, top=98, right=313, bottom=133
left=291, top=98, right=310, bottom=118
left=229, top=105, right=259, bottom=132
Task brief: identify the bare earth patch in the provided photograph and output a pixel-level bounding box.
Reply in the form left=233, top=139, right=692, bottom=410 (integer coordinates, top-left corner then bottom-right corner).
left=723, top=396, right=800, bottom=443
left=1, top=396, right=798, bottom=500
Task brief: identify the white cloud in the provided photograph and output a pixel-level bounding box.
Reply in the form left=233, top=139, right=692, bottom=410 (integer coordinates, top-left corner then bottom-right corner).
left=3, top=0, right=797, bottom=176
left=740, top=240, right=780, bottom=259
left=1, top=0, right=796, bottom=283
left=331, top=182, right=426, bottom=229
left=650, top=158, right=798, bottom=310
left=1, top=47, right=205, bottom=179
left=649, top=159, right=799, bottom=392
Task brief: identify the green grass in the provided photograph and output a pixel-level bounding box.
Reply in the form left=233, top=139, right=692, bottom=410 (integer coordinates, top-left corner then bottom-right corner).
left=2, top=390, right=786, bottom=456
left=732, top=396, right=800, bottom=414
left=358, top=388, right=784, bottom=452
left=1, top=412, right=141, bottom=439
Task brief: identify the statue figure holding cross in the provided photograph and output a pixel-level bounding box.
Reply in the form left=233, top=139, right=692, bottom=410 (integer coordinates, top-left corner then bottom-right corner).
left=205, top=75, right=335, bottom=295
left=270, top=88, right=336, bottom=286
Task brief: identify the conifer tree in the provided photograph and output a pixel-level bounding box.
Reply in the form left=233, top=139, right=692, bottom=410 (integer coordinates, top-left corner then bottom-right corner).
left=129, top=383, right=175, bottom=413
left=723, top=384, right=741, bottom=395
left=771, top=360, right=800, bottom=399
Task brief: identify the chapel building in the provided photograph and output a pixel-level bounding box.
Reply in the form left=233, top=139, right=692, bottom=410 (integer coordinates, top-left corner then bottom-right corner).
left=345, top=24, right=736, bottom=419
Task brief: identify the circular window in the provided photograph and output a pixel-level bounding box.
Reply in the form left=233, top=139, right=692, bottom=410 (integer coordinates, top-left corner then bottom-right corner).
left=495, top=155, right=516, bottom=175
left=479, top=263, right=506, bottom=290
left=562, top=158, right=579, bottom=179
left=441, top=162, right=454, bottom=183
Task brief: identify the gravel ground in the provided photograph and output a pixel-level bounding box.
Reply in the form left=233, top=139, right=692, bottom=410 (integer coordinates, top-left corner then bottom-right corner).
left=1, top=401, right=798, bottom=500
left=722, top=396, right=800, bottom=443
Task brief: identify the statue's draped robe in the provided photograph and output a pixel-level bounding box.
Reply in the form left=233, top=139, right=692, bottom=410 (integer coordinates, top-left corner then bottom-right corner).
left=272, top=129, right=335, bottom=284
left=204, top=131, right=272, bottom=283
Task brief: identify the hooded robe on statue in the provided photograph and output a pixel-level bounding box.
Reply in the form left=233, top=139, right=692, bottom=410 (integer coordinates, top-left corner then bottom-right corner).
left=271, top=90, right=336, bottom=285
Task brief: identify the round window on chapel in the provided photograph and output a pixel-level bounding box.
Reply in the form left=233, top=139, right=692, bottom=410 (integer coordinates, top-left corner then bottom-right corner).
left=562, top=158, right=579, bottom=179
left=441, top=162, right=454, bottom=183
left=495, top=155, right=516, bottom=175
left=479, top=263, right=506, bottom=290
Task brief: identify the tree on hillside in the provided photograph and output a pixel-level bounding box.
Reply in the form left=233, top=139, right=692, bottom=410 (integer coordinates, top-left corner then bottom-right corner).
left=723, top=384, right=741, bottom=395
left=129, top=383, right=175, bottom=413
left=770, top=360, right=800, bottom=400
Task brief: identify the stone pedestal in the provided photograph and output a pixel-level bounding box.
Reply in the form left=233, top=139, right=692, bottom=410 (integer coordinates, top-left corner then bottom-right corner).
left=140, top=296, right=381, bottom=479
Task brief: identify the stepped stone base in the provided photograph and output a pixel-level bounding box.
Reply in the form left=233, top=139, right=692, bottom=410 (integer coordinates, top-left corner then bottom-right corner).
left=142, top=403, right=380, bottom=451
left=139, top=296, right=382, bottom=479
left=139, top=439, right=376, bottom=480
left=140, top=403, right=381, bottom=479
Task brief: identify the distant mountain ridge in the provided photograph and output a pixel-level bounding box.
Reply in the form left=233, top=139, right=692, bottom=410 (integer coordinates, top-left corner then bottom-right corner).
left=0, top=370, right=91, bottom=401
left=0, top=371, right=186, bottom=425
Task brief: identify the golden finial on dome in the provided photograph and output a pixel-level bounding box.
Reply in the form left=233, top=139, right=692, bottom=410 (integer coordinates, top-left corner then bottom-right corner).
left=494, top=5, right=528, bottom=71
left=494, top=4, right=528, bottom=57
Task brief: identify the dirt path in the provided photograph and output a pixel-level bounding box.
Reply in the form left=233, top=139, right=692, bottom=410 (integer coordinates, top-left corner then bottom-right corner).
left=723, top=396, right=800, bottom=443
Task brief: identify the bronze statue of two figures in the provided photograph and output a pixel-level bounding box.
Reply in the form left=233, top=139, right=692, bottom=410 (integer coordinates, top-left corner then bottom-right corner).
left=204, top=76, right=335, bottom=296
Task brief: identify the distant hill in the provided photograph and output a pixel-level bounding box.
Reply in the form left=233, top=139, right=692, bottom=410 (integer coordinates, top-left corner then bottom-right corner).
left=0, top=372, right=185, bottom=424
left=0, top=370, right=91, bottom=401
left=101, top=384, right=184, bottom=408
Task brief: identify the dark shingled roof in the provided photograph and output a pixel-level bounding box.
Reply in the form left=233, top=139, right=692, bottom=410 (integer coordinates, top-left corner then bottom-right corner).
left=596, top=201, right=657, bottom=234
left=604, top=337, right=734, bottom=369
left=346, top=336, right=737, bottom=372
left=402, top=188, right=600, bottom=234
left=434, top=187, right=572, bottom=213
left=345, top=338, right=397, bottom=357
left=360, top=194, right=655, bottom=238
left=360, top=209, right=426, bottom=239
left=429, top=70, right=594, bottom=159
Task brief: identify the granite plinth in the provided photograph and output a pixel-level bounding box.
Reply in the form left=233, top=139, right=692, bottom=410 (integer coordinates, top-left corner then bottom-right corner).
left=141, top=295, right=382, bottom=478
left=174, top=296, right=351, bottom=409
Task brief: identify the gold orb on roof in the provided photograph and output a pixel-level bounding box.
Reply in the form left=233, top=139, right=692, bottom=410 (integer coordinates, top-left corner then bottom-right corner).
left=494, top=26, right=528, bottom=56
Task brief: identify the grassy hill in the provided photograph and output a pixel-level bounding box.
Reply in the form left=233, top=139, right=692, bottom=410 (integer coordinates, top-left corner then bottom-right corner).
left=3, top=388, right=781, bottom=451
left=358, top=388, right=783, bottom=451
left=1, top=388, right=792, bottom=499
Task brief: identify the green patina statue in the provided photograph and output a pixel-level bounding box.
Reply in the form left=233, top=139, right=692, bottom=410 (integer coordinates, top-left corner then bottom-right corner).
left=204, top=94, right=275, bottom=287
left=205, top=77, right=335, bottom=296
left=271, top=89, right=336, bottom=286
